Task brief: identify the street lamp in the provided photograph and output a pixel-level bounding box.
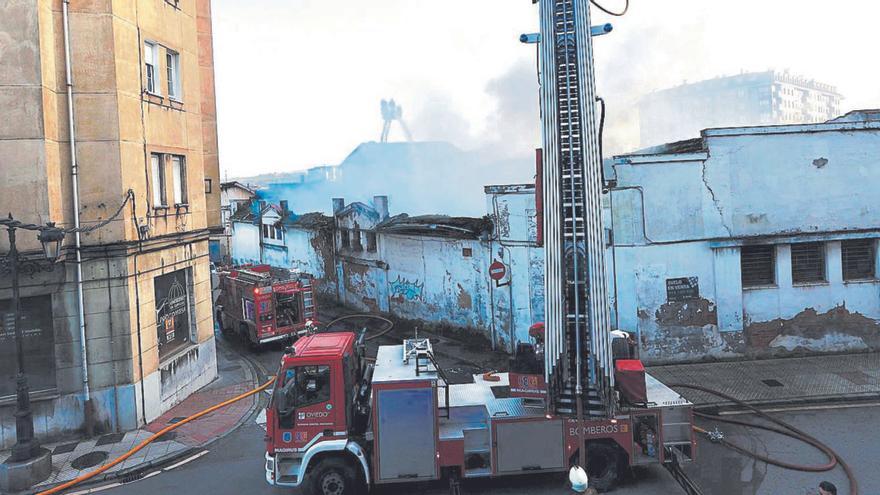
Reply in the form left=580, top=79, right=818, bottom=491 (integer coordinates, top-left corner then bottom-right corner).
left=38, top=223, right=65, bottom=262
left=2, top=217, right=65, bottom=463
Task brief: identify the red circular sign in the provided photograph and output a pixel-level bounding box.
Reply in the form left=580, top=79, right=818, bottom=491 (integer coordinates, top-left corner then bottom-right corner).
left=489, top=260, right=507, bottom=281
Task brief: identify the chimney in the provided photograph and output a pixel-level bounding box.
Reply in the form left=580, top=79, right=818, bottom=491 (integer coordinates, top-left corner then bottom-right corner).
left=249, top=200, right=261, bottom=224
left=332, top=198, right=345, bottom=215
left=279, top=200, right=289, bottom=215
left=373, top=195, right=389, bottom=221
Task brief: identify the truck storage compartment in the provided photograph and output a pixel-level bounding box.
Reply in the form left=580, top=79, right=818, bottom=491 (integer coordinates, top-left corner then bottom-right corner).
left=494, top=419, right=564, bottom=473
left=376, top=387, right=437, bottom=481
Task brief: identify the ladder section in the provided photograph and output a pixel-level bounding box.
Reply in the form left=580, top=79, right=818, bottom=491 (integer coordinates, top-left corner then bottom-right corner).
left=539, top=0, right=614, bottom=417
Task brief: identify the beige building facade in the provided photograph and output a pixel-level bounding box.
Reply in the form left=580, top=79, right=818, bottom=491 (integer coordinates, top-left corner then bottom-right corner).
left=0, top=0, right=221, bottom=447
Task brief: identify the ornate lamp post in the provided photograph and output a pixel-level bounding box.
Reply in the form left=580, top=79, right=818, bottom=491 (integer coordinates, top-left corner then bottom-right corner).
left=2, top=217, right=65, bottom=462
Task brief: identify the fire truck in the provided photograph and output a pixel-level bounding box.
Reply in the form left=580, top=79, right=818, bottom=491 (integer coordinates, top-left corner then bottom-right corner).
left=263, top=1, right=697, bottom=493
left=216, top=265, right=318, bottom=346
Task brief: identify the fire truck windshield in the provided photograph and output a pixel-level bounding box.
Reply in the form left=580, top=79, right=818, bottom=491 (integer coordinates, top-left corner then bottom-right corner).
left=274, top=365, right=331, bottom=427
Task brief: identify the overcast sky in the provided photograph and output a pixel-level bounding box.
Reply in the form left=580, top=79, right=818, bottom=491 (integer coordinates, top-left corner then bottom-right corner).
left=212, top=0, right=880, bottom=178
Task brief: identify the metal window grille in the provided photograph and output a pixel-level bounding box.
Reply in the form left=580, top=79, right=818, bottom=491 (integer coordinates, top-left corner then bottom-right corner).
left=791, top=242, right=825, bottom=283
left=741, top=245, right=775, bottom=287
left=842, top=239, right=876, bottom=281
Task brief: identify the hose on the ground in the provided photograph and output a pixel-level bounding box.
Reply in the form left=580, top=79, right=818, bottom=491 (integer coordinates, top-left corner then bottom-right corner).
left=37, top=377, right=276, bottom=495
left=669, top=383, right=858, bottom=495
left=325, top=314, right=395, bottom=341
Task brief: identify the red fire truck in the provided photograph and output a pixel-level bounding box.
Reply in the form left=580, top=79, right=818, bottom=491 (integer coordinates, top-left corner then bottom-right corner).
left=216, top=265, right=318, bottom=346
left=264, top=333, right=694, bottom=494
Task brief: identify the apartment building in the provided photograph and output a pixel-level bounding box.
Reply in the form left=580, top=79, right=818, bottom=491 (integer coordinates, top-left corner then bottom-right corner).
left=0, top=0, right=221, bottom=447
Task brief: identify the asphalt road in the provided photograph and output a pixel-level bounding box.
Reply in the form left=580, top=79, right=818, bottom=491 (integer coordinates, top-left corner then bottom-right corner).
left=97, top=326, right=879, bottom=495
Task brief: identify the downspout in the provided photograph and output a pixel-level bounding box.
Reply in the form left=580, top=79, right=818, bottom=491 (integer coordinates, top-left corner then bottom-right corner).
left=62, top=0, right=93, bottom=431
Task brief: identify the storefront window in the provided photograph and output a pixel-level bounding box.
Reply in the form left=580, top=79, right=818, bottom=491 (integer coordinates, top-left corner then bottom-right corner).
left=0, top=295, right=55, bottom=398
left=155, top=269, right=193, bottom=359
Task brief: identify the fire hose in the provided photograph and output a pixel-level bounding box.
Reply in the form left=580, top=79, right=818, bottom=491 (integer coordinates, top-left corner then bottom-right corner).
left=325, top=314, right=395, bottom=341
left=36, top=377, right=276, bottom=495
left=669, top=383, right=859, bottom=495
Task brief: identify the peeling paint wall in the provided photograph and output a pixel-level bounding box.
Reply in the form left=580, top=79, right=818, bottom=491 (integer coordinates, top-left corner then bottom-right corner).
left=229, top=222, right=334, bottom=296
left=611, top=123, right=880, bottom=363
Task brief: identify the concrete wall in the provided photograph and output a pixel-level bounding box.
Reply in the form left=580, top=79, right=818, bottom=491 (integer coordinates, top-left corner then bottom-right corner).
left=229, top=188, right=545, bottom=351
left=611, top=122, right=880, bottom=363
left=230, top=220, right=336, bottom=297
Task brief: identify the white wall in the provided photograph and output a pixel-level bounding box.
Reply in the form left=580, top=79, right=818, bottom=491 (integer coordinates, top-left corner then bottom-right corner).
left=611, top=122, right=880, bottom=363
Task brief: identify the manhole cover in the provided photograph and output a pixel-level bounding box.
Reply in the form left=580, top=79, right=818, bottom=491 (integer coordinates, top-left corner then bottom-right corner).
left=71, top=451, right=109, bottom=470
left=153, top=431, right=179, bottom=443
left=761, top=379, right=784, bottom=387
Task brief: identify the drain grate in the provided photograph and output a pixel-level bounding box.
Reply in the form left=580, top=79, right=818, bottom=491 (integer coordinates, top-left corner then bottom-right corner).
left=167, top=417, right=187, bottom=424
left=761, top=379, right=784, bottom=387
left=53, top=442, right=79, bottom=455
left=153, top=431, right=179, bottom=443
left=95, top=433, right=126, bottom=446
left=121, top=470, right=147, bottom=483
left=71, top=451, right=109, bottom=470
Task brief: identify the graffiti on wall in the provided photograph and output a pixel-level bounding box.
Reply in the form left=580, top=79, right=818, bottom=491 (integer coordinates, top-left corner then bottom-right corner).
left=389, top=275, right=424, bottom=301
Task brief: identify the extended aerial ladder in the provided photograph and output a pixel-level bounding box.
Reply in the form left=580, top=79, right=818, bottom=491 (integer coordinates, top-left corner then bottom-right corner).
left=539, top=0, right=615, bottom=437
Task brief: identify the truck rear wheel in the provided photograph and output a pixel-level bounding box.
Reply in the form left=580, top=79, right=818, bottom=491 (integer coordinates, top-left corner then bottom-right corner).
left=306, top=458, right=362, bottom=495
left=585, top=442, right=621, bottom=492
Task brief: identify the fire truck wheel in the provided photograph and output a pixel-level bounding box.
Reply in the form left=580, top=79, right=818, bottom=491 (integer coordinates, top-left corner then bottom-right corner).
left=585, top=442, right=620, bottom=492
left=307, top=458, right=362, bottom=495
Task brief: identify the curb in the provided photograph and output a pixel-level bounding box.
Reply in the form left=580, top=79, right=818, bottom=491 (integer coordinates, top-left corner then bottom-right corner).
left=687, top=391, right=880, bottom=412
left=23, top=338, right=267, bottom=495
left=23, top=447, right=199, bottom=495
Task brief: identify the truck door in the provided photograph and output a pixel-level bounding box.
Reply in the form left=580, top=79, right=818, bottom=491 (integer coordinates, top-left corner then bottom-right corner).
left=275, top=365, right=337, bottom=449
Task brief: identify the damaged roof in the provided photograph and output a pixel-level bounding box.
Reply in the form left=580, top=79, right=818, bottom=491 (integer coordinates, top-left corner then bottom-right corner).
left=229, top=200, right=332, bottom=229
left=626, top=137, right=706, bottom=156
left=377, top=214, right=492, bottom=239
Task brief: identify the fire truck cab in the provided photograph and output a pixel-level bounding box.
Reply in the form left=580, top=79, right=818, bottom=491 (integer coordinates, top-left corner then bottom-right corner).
left=217, top=265, right=318, bottom=346
left=264, top=332, right=695, bottom=494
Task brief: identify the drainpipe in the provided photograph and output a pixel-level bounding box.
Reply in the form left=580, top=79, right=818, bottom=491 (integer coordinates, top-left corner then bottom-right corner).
left=62, top=0, right=93, bottom=432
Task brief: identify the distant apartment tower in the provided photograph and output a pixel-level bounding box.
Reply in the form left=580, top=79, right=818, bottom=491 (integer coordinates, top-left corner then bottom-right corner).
left=639, top=70, right=842, bottom=148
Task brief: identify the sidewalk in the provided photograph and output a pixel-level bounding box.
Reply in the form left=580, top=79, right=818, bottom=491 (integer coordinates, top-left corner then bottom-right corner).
left=6, top=337, right=260, bottom=495
left=647, top=352, right=880, bottom=408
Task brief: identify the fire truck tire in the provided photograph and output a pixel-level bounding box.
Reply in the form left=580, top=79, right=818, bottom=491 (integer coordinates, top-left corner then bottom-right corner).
left=306, top=458, right=363, bottom=495
left=585, top=442, right=620, bottom=492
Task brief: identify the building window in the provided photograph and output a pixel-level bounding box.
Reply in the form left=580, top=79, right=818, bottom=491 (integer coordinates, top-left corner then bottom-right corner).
left=741, top=245, right=775, bottom=287
left=263, top=224, right=283, bottom=242
left=144, top=41, right=159, bottom=94
left=166, top=50, right=181, bottom=100
left=842, top=239, right=876, bottom=281
left=0, top=295, right=56, bottom=398
left=151, top=153, right=166, bottom=207
left=155, top=269, right=193, bottom=360
left=791, top=242, right=826, bottom=284
left=366, top=232, right=377, bottom=252
left=171, top=155, right=187, bottom=205
left=462, top=247, right=473, bottom=257
left=351, top=227, right=363, bottom=252
left=340, top=229, right=350, bottom=249
left=204, top=178, right=212, bottom=193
